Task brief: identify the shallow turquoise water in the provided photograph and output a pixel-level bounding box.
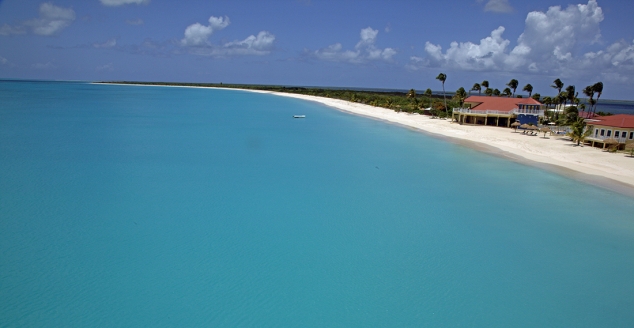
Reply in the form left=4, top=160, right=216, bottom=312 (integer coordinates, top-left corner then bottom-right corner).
left=1, top=81, right=634, bottom=327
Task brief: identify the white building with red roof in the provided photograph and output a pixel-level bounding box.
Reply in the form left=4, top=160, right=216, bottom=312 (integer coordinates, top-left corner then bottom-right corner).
left=452, top=96, right=544, bottom=127
left=584, top=114, right=634, bottom=149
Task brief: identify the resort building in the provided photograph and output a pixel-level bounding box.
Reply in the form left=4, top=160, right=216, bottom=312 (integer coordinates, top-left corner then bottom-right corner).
left=452, top=96, right=544, bottom=127
left=584, top=114, right=634, bottom=149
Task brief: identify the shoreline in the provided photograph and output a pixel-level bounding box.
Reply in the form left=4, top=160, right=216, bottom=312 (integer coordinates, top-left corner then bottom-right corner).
left=97, top=82, right=634, bottom=197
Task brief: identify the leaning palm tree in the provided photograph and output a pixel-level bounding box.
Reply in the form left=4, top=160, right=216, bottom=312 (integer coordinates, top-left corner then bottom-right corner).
left=507, top=79, right=519, bottom=96
left=502, top=87, right=512, bottom=97
left=592, top=82, right=603, bottom=116
left=582, top=85, right=594, bottom=115
left=551, top=78, right=564, bottom=104
left=471, top=83, right=481, bottom=95
left=523, top=84, right=533, bottom=97
left=436, top=73, right=447, bottom=117
left=481, top=80, right=489, bottom=90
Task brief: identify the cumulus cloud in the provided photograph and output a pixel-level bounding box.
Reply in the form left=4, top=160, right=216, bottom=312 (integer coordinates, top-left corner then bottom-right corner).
left=100, top=0, right=149, bottom=6
left=93, top=38, right=117, bottom=48
left=312, top=27, right=396, bottom=63
left=180, top=15, right=275, bottom=57
left=1, top=3, right=75, bottom=36
left=410, top=1, right=633, bottom=81
left=181, top=16, right=230, bottom=46
left=482, top=0, right=513, bottom=13
left=25, top=3, right=76, bottom=36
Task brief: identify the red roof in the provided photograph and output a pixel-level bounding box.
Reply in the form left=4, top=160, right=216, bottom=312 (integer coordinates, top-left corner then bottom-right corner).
left=578, top=111, right=599, bottom=119
left=464, top=96, right=542, bottom=113
left=589, top=114, right=634, bottom=128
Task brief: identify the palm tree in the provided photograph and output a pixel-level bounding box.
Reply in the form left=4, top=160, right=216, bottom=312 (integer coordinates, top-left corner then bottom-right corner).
left=582, top=85, right=595, bottom=115
left=557, top=91, right=568, bottom=120
left=484, top=88, right=493, bottom=97
left=502, top=87, right=512, bottom=97
left=481, top=80, right=489, bottom=89
left=454, top=87, right=467, bottom=107
left=551, top=78, right=564, bottom=97
left=523, top=84, right=533, bottom=97
left=493, top=88, right=501, bottom=97
left=407, top=89, right=418, bottom=111
left=566, top=118, right=591, bottom=146
left=436, top=73, right=447, bottom=116
left=566, top=85, right=576, bottom=106
left=507, top=79, right=519, bottom=96
left=592, top=82, right=603, bottom=116
left=471, top=83, right=481, bottom=96
left=424, top=88, right=433, bottom=109
left=531, top=93, right=541, bottom=101
left=542, top=96, right=553, bottom=120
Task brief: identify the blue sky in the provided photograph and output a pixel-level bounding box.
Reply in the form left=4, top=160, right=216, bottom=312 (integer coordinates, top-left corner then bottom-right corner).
left=1, top=0, right=633, bottom=100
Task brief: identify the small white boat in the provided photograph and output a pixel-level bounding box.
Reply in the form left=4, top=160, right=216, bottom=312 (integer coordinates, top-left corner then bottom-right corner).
left=293, top=115, right=306, bottom=118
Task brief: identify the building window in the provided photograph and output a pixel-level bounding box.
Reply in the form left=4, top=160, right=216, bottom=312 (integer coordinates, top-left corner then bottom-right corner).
left=607, top=130, right=612, bottom=137
left=595, top=128, right=598, bottom=137
left=615, top=131, right=620, bottom=138
left=600, top=129, right=605, bottom=136
left=630, top=131, right=634, bottom=139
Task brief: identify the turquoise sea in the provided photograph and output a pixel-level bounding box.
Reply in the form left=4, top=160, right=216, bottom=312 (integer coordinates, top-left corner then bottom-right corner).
left=1, top=80, right=634, bottom=327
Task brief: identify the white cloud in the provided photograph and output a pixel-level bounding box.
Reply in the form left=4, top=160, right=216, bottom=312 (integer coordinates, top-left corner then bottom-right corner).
left=188, top=31, right=276, bottom=57
left=32, top=62, right=56, bottom=69
left=180, top=15, right=274, bottom=57
left=410, top=1, right=634, bottom=81
left=483, top=0, right=513, bottom=13
left=93, top=38, right=117, bottom=48
left=220, top=31, right=275, bottom=55
left=100, top=0, right=149, bottom=6
left=1, top=3, right=75, bottom=37
left=126, top=18, right=144, bottom=25
left=181, top=16, right=230, bottom=46
left=0, top=56, right=8, bottom=64
left=96, top=63, right=114, bottom=71
left=0, top=24, right=26, bottom=36
left=25, top=3, right=76, bottom=36
left=313, top=27, right=396, bottom=63
left=423, top=26, right=511, bottom=70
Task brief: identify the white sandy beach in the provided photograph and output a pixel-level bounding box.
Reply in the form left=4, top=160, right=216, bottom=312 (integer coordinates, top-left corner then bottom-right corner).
left=233, top=88, right=634, bottom=194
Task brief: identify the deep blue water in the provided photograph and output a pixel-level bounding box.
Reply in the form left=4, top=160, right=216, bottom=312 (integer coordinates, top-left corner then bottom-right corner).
left=1, top=81, right=634, bottom=327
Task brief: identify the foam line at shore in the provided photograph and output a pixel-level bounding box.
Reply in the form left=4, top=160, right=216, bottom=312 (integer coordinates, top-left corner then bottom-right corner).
left=97, top=83, right=634, bottom=196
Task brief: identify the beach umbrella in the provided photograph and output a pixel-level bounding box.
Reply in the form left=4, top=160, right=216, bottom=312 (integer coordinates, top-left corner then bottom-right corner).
left=539, top=127, right=552, bottom=138
left=511, top=121, right=521, bottom=132
left=520, top=124, right=530, bottom=129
